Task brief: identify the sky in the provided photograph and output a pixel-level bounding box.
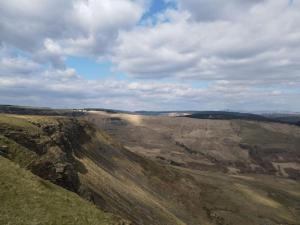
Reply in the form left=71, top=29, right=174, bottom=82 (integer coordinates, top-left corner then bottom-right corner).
left=0, top=0, right=300, bottom=111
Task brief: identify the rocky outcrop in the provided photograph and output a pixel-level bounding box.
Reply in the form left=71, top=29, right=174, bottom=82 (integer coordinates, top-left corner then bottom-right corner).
left=0, top=145, right=8, bottom=156
left=0, top=117, right=92, bottom=194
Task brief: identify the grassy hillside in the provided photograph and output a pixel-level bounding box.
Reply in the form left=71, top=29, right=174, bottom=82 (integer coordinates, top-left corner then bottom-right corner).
left=0, top=157, right=127, bottom=225
left=1, top=113, right=300, bottom=225
left=86, top=112, right=300, bottom=180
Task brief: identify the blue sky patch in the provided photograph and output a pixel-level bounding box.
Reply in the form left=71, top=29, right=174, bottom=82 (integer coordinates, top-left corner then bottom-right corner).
left=141, top=0, right=176, bottom=21
left=66, top=57, right=114, bottom=79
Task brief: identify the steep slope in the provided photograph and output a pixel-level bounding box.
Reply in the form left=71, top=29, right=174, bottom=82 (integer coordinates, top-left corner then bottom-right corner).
left=85, top=111, right=300, bottom=180
left=0, top=157, right=126, bottom=225
left=1, top=113, right=300, bottom=225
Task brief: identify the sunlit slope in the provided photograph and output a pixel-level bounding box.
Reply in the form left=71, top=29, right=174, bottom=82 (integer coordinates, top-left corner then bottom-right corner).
left=0, top=157, right=126, bottom=225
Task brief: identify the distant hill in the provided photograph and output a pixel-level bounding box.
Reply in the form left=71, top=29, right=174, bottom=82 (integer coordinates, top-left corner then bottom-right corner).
left=185, top=111, right=300, bottom=126
left=263, top=113, right=300, bottom=126
left=134, top=111, right=198, bottom=116
left=84, top=108, right=131, bottom=114
left=0, top=105, right=85, bottom=116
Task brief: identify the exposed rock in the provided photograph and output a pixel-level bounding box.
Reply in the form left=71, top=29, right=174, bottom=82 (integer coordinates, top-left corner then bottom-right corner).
left=0, top=145, right=8, bottom=156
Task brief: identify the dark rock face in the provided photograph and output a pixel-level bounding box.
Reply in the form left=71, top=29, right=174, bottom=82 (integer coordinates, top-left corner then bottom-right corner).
left=30, top=161, right=80, bottom=192
left=0, top=145, right=9, bottom=156
left=0, top=117, right=92, bottom=195
left=5, top=132, right=47, bottom=155
left=31, top=120, right=92, bottom=193
left=284, top=168, right=300, bottom=180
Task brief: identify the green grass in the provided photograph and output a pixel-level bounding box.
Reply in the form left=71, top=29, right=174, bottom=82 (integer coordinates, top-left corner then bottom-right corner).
left=0, top=114, right=46, bottom=167
left=0, top=114, right=37, bottom=128
left=0, top=135, right=38, bottom=167
left=0, top=157, right=127, bottom=225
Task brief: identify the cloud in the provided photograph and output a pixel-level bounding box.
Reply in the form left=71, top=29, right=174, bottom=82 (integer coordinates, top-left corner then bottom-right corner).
left=0, top=0, right=74, bottom=51
left=0, top=56, right=41, bottom=76
left=1, top=44, right=297, bottom=111
left=113, top=0, right=300, bottom=85
left=0, top=58, right=299, bottom=111
left=0, top=0, right=146, bottom=68
left=177, top=0, right=265, bottom=21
